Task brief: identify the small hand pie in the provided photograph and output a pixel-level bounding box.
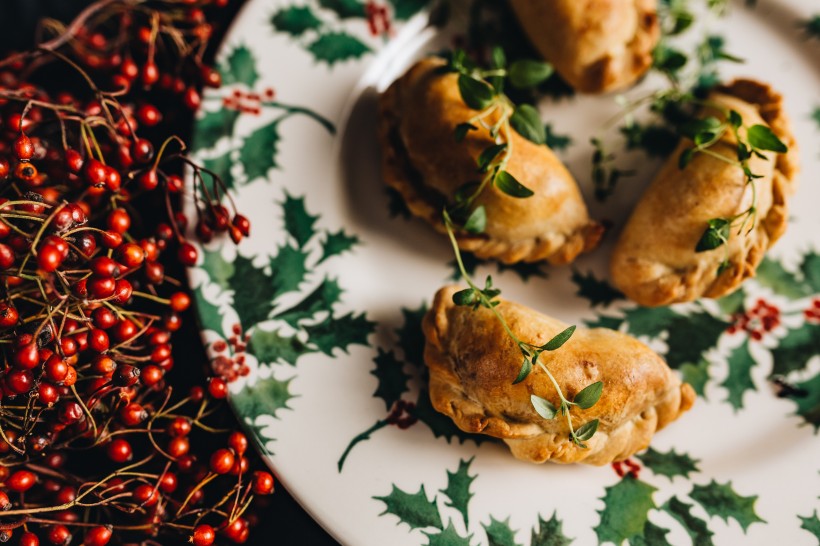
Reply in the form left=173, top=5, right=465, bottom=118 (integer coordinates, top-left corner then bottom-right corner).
left=423, top=286, right=695, bottom=465
left=508, top=0, right=659, bottom=93
left=379, top=58, right=602, bottom=265
left=611, top=80, right=799, bottom=307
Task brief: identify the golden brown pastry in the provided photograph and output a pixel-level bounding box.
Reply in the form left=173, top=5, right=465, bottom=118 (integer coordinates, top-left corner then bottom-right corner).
left=508, top=0, right=660, bottom=93
left=611, top=80, right=799, bottom=307
left=379, top=57, right=602, bottom=265
left=423, top=286, right=695, bottom=465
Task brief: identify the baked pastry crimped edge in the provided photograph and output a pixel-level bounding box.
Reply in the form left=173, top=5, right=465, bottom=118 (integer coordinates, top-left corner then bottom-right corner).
left=422, top=286, right=695, bottom=465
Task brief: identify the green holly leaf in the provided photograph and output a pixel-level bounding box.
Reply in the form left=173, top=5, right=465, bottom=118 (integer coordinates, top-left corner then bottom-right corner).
left=689, top=480, right=765, bottom=532
left=273, top=277, right=342, bottom=328
left=680, top=360, right=711, bottom=397
left=193, top=286, right=224, bottom=334
left=722, top=339, right=757, bottom=410
left=544, top=124, right=572, bottom=151
left=630, top=522, right=671, bottom=546
left=716, top=289, right=745, bottom=316
left=304, top=312, right=374, bottom=355
left=799, top=511, right=820, bottom=541
left=412, top=389, right=488, bottom=445
left=219, top=44, right=260, bottom=88
left=307, top=31, right=371, bottom=65
left=771, top=323, right=820, bottom=377
left=319, top=229, right=360, bottom=263
left=483, top=517, right=522, bottom=546
left=755, top=257, right=811, bottom=299
left=248, top=327, right=314, bottom=366
left=423, top=520, right=473, bottom=546
left=388, top=0, right=430, bottom=20
left=193, top=108, right=241, bottom=151
left=812, top=106, right=820, bottom=129
left=530, top=512, right=572, bottom=546
left=788, top=371, right=820, bottom=431
left=571, top=269, right=624, bottom=308
left=230, top=255, right=278, bottom=327
left=663, top=496, right=715, bottom=546
left=371, top=349, right=411, bottom=410
left=398, top=305, right=428, bottom=367
left=800, top=251, right=820, bottom=293
left=665, top=311, right=729, bottom=369
left=374, top=484, right=443, bottom=531
left=202, top=150, right=235, bottom=191
left=497, top=261, right=548, bottom=281
left=240, top=119, right=282, bottom=182
left=232, top=374, right=295, bottom=419
left=440, top=458, right=476, bottom=528
left=593, top=476, right=657, bottom=545
left=201, top=247, right=234, bottom=289
left=269, top=244, right=309, bottom=298
left=636, top=447, right=700, bottom=480
left=622, top=306, right=680, bottom=338
left=271, top=6, right=324, bottom=36
left=282, top=193, right=319, bottom=248
left=584, top=315, right=624, bottom=330
left=319, top=0, right=366, bottom=18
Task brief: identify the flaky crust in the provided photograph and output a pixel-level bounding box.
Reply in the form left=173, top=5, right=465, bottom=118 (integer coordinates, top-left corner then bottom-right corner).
left=610, top=79, right=799, bottom=307
left=508, top=0, right=660, bottom=93
left=378, top=58, right=602, bottom=265
left=422, top=286, right=695, bottom=465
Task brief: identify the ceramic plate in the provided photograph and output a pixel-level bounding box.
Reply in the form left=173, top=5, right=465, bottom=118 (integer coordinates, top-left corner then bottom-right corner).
left=188, top=1, right=820, bottom=544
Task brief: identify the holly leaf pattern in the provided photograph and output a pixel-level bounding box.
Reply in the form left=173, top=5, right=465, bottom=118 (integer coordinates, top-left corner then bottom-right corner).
left=722, top=339, right=757, bottom=410
left=680, top=360, right=711, bottom=398
left=193, top=108, right=240, bottom=151
left=771, top=323, right=820, bottom=377
left=593, top=476, right=657, bottom=545
left=530, top=512, right=572, bottom=546
left=232, top=375, right=295, bottom=420
left=629, top=522, right=671, bottom=546
left=219, top=44, right=259, bottom=88
left=273, top=277, right=342, bottom=328
left=388, top=0, right=430, bottom=20
left=240, top=119, right=282, bottom=182
left=689, top=480, right=765, bottom=532
left=571, top=269, right=624, bottom=308
left=584, top=315, right=624, bottom=330
left=230, top=255, right=278, bottom=327
left=665, top=311, right=729, bottom=369
left=201, top=247, right=234, bottom=288
left=813, top=106, right=820, bottom=129
left=398, top=305, right=428, bottom=367
left=282, top=193, right=319, bottom=248
left=622, top=306, right=679, bottom=338
left=307, top=31, right=371, bottom=65
left=249, top=327, right=314, bottom=366
left=271, top=6, right=324, bottom=36
left=788, top=371, right=820, bottom=430
left=755, top=257, right=812, bottom=299
left=303, top=312, right=374, bottom=355
left=636, top=447, right=700, bottom=480
left=202, top=150, right=235, bottom=191
left=371, top=349, right=410, bottom=410
left=319, top=229, right=360, bottom=263
left=193, top=286, right=223, bottom=334
left=319, top=0, right=366, bottom=18
left=801, top=252, right=820, bottom=292
left=716, top=289, right=745, bottom=316
left=440, top=458, right=476, bottom=528
left=663, top=496, right=715, bottom=546
left=483, top=517, right=522, bottom=546
left=268, top=244, right=309, bottom=299
left=544, top=123, right=572, bottom=151
left=374, top=484, right=443, bottom=531
left=423, top=521, right=473, bottom=546
left=799, top=511, right=820, bottom=541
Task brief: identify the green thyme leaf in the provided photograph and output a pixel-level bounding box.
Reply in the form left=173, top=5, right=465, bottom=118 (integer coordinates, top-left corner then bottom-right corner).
left=680, top=116, right=722, bottom=139
left=728, top=110, right=742, bottom=128
left=463, top=205, right=486, bottom=234
left=695, top=218, right=730, bottom=252
left=574, top=381, right=604, bottom=409
left=457, top=74, right=495, bottom=110
left=476, top=143, right=507, bottom=172
left=454, top=122, right=477, bottom=142
left=747, top=124, right=787, bottom=153
left=509, top=104, right=546, bottom=145
left=513, top=357, right=532, bottom=384
left=495, top=170, right=534, bottom=198
left=678, top=147, right=696, bottom=169
left=541, top=325, right=576, bottom=351
left=489, top=47, right=506, bottom=93
left=508, top=60, right=553, bottom=89
left=736, top=142, right=751, bottom=161
left=531, top=394, right=557, bottom=419
left=481, top=275, right=501, bottom=302
left=452, top=288, right=477, bottom=307
left=574, top=419, right=599, bottom=442
left=454, top=182, right=480, bottom=205
left=693, top=131, right=718, bottom=146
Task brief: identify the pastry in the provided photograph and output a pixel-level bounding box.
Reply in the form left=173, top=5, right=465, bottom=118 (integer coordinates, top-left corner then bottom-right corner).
left=379, top=57, right=602, bottom=265
left=423, top=286, right=695, bottom=465
left=508, top=0, right=660, bottom=93
left=611, top=80, right=798, bottom=307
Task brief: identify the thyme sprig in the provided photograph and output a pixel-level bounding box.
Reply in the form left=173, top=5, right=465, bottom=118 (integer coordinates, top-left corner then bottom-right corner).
left=442, top=210, right=603, bottom=447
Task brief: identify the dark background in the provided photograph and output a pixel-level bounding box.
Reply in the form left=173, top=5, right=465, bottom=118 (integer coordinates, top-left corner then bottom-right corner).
left=0, top=1, right=339, bottom=544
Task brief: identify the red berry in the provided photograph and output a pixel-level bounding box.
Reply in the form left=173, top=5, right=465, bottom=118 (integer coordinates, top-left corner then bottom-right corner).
left=232, top=214, right=251, bottom=237
left=101, top=230, right=123, bottom=249
left=0, top=158, right=8, bottom=179
left=145, top=260, right=165, bottom=284
left=19, top=531, right=39, bottom=546
left=0, top=245, right=13, bottom=268
left=0, top=303, right=18, bottom=327
left=141, top=62, right=159, bottom=87
left=121, top=58, right=138, bottom=80
left=88, top=328, right=110, bottom=352
left=120, top=402, right=147, bottom=426
left=168, top=436, right=190, bottom=458
left=14, top=161, right=38, bottom=182
left=84, top=158, right=106, bottom=187
left=252, top=471, right=275, bottom=495
left=192, top=524, right=216, bottom=546
left=166, top=174, right=184, bottom=193
left=87, top=275, right=116, bottom=299
left=0, top=490, right=10, bottom=509
left=169, top=291, right=191, bottom=312
left=228, top=432, right=248, bottom=456
left=169, top=416, right=192, bottom=437
left=44, top=355, right=69, bottom=382
left=210, top=448, right=235, bottom=474
left=137, top=169, right=159, bottom=191
left=131, top=138, right=154, bottom=164
left=116, top=242, right=145, bottom=268
left=113, top=278, right=132, bottom=303
left=184, top=87, right=201, bottom=110
left=65, top=148, right=83, bottom=173
left=76, top=232, right=97, bottom=257
left=6, top=369, right=33, bottom=393
left=136, top=104, right=162, bottom=126
left=201, top=66, right=222, bottom=88
left=8, top=469, right=36, bottom=492
left=91, top=355, right=116, bottom=376
left=37, top=243, right=64, bottom=272
left=178, top=242, right=198, bottom=266
left=140, top=364, right=163, bottom=387
left=104, top=166, right=121, bottom=191
left=107, top=438, right=133, bottom=463
left=113, top=364, right=140, bottom=387
left=91, top=307, right=116, bottom=330
left=84, top=525, right=112, bottom=546
left=220, top=517, right=249, bottom=543
left=107, top=208, right=130, bottom=234
left=112, top=319, right=137, bottom=342
left=208, top=377, right=228, bottom=399
left=14, top=134, right=34, bottom=160
left=38, top=382, right=60, bottom=404
left=46, top=525, right=71, bottom=546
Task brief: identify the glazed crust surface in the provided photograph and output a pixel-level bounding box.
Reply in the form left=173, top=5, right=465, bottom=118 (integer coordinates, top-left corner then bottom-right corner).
left=610, top=80, right=799, bottom=307
left=379, top=58, right=602, bottom=265
left=423, top=286, right=695, bottom=465
left=508, top=0, right=660, bottom=93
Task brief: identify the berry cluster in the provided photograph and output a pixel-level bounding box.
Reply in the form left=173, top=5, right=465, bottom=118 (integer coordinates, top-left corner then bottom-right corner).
left=385, top=399, right=417, bottom=430
left=727, top=299, right=781, bottom=341
left=210, top=323, right=251, bottom=383
left=611, top=459, right=641, bottom=479
left=221, top=88, right=276, bottom=116
left=803, top=298, right=820, bottom=324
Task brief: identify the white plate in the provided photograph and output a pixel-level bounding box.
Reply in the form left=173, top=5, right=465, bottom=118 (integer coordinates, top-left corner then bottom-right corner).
left=188, top=1, right=820, bottom=544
